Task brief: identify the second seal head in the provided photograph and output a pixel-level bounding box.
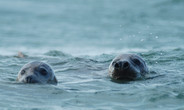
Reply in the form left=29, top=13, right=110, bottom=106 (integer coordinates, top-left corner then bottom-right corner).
left=17, top=61, right=58, bottom=84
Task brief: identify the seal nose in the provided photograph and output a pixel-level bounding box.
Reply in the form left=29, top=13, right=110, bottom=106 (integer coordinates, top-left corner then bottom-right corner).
left=26, top=75, right=34, bottom=83
left=114, top=61, right=130, bottom=70
left=26, top=76, right=33, bottom=83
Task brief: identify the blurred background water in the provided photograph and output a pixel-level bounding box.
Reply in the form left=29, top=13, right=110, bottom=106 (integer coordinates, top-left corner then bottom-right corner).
left=0, top=0, right=184, bottom=109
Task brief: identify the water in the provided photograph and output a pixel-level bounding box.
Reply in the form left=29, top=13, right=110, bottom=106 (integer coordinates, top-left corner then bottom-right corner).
left=0, top=0, right=184, bottom=109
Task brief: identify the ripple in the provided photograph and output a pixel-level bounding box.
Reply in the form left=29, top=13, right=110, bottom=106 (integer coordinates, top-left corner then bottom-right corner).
left=44, top=50, right=71, bottom=57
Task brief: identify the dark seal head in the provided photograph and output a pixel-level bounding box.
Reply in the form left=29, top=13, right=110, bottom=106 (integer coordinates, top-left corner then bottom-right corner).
left=109, top=54, right=148, bottom=80
left=17, top=61, right=58, bottom=84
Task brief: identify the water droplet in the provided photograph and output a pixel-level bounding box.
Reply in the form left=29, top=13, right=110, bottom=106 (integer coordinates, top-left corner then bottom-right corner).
left=155, top=36, right=159, bottom=39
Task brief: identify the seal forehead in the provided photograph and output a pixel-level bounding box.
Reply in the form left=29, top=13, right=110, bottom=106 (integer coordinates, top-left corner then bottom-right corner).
left=114, top=54, right=143, bottom=61
left=23, top=61, right=51, bottom=70
left=23, top=61, right=40, bottom=68
left=113, top=54, right=132, bottom=62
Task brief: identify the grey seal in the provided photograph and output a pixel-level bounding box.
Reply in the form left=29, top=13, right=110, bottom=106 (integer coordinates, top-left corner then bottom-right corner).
left=17, top=61, right=58, bottom=84
left=109, top=54, right=148, bottom=80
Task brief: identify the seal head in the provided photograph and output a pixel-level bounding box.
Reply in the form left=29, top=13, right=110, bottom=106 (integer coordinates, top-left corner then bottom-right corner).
left=17, top=61, right=58, bottom=84
left=109, top=54, right=148, bottom=80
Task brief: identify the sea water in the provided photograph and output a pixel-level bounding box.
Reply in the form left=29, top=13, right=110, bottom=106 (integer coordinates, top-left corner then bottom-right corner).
left=0, top=0, right=184, bottom=109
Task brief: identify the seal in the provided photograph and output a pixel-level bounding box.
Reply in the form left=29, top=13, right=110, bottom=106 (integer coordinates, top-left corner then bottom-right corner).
left=17, top=61, right=58, bottom=84
left=109, top=54, right=148, bottom=80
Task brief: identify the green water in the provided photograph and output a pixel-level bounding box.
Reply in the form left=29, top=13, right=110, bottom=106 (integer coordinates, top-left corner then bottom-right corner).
left=0, top=0, right=184, bottom=109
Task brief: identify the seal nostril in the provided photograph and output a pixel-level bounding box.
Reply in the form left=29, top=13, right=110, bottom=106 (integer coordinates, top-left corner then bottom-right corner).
left=114, top=62, right=120, bottom=68
left=114, top=61, right=129, bottom=70
left=26, top=76, right=32, bottom=83
left=123, top=62, right=129, bottom=69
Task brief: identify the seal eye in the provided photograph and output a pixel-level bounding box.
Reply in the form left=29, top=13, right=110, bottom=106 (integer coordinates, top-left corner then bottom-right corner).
left=21, top=70, right=26, bottom=75
left=39, top=68, right=47, bottom=76
left=133, top=59, right=141, bottom=65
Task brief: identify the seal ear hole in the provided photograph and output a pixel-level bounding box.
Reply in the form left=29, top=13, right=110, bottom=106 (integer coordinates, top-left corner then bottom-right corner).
left=21, top=70, right=26, bottom=75
left=133, top=58, right=141, bottom=65
left=39, top=68, right=47, bottom=76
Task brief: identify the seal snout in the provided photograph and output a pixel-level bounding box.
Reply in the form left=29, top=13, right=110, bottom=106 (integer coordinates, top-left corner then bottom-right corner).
left=25, top=75, right=38, bottom=83
left=114, top=61, right=130, bottom=70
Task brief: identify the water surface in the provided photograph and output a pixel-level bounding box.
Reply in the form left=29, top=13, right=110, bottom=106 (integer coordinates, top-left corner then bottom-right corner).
left=0, top=0, right=184, bottom=109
